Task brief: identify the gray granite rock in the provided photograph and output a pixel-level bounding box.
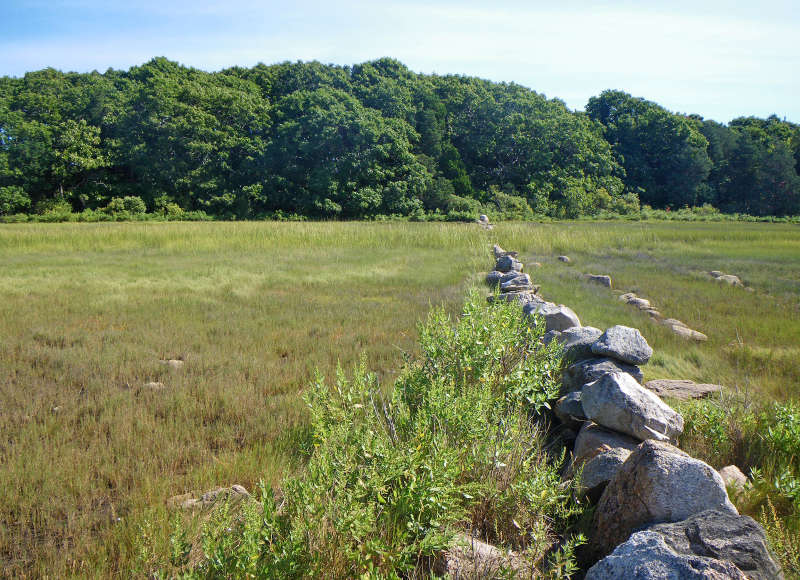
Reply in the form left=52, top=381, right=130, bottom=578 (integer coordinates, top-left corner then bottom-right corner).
left=573, top=422, right=640, bottom=463
left=581, top=372, right=684, bottom=442
left=586, top=531, right=747, bottom=579
left=524, top=301, right=581, bottom=332
left=647, top=509, right=783, bottom=580
left=644, top=379, right=722, bottom=401
left=586, top=274, right=612, bottom=287
left=590, top=440, right=738, bottom=559
left=591, top=325, right=653, bottom=365
left=495, top=255, right=522, bottom=273
left=574, top=447, right=632, bottom=500
left=562, top=358, right=644, bottom=394
left=486, top=270, right=504, bottom=286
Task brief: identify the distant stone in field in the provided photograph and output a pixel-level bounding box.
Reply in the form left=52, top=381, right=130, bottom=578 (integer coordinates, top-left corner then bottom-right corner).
left=587, top=274, right=612, bottom=288
left=529, top=261, right=542, bottom=268
left=562, top=357, right=644, bottom=393
left=51, top=405, right=62, bottom=414
left=524, top=301, right=581, bottom=332
left=644, top=308, right=661, bottom=319
left=434, top=534, right=525, bottom=577
left=558, top=255, right=571, bottom=263
left=589, top=440, right=738, bottom=559
left=618, top=292, right=651, bottom=309
left=718, top=465, right=748, bottom=490
left=592, top=325, right=653, bottom=365
left=644, top=379, right=722, bottom=401
left=581, top=372, right=683, bottom=442
left=159, top=359, right=185, bottom=370
left=143, top=381, right=165, bottom=390
left=478, top=214, right=489, bottom=224
left=495, top=255, right=523, bottom=273
left=170, top=484, right=251, bottom=510
left=493, top=244, right=505, bottom=259
left=663, top=321, right=708, bottom=341
left=717, top=274, right=744, bottom=287
left=709, top=270, right=724, bottom=278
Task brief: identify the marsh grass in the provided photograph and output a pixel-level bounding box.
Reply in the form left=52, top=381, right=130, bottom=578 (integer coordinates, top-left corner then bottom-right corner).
left=1, top=220, right=799, bottom=577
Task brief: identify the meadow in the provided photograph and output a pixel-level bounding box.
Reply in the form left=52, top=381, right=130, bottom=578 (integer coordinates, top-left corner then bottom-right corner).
left=1, top=220, right=798, bottom=577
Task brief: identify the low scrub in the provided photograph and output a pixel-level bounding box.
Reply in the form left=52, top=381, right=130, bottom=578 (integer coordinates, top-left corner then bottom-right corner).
left=143, top=293, right=585, bottom=578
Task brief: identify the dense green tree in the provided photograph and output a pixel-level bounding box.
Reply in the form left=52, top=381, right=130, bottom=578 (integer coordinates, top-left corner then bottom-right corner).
left=587, top=90, right=711, bottom=208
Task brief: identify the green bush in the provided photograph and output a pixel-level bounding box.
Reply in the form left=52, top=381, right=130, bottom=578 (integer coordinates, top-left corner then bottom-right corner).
left=153, top=293, right=583, bottom=578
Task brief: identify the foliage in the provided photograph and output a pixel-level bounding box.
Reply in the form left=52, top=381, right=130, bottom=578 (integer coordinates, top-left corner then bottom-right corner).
left=157, top=293, right=581, bottom=578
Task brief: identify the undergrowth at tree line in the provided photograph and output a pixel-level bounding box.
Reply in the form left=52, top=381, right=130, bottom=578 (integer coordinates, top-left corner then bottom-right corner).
left=140, top=293, right=587, bottom=578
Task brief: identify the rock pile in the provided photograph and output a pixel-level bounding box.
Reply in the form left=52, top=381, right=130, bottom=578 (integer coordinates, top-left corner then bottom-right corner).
left=480, top=245, right=782, bottom=578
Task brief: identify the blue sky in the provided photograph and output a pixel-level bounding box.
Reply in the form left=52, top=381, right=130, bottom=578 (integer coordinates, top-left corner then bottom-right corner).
left=2, top=0, right=798, bottom=123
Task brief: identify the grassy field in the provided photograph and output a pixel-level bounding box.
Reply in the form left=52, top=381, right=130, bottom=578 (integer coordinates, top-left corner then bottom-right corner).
left=1, top=220, right=799, bottom=577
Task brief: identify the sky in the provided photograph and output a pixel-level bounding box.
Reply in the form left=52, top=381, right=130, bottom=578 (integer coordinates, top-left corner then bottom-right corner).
left=2, top=0, right=799, bottom=123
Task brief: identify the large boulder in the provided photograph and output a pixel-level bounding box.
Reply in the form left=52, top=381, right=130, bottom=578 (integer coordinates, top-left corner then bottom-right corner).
left=590, top=440, right=738, bottom=559
left=523, top=301, right=581, bottom=332
left=647, top=509, right=783, bottom=580
left=581, top=372, right=684, bottom=442
left=562, top=358, right=644, bottom=393
left=644, top=379, right=722, bottom=401
left=586, top=530, right=747, bottom=579
left=495, top=255, right=522, bottom=273
left=591, top=325, right=653, bottom=365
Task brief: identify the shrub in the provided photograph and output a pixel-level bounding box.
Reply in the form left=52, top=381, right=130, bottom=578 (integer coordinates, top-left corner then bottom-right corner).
left=0, top=185, right=31, bottom=215
left=155, top=293, right=582, bottom=578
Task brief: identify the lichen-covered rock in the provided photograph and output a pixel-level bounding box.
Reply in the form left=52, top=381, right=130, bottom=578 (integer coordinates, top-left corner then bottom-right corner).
left=647, top=509, right=783, bottom=580
left=590, top=440, right=738, bottom=559
left=523, top=301, right=581, bottom=332
left=495, top=255, right=522, bottom=273
left=586, top=531, right=747, bottom=579
left=591, top=325, right=653, bottom=365
left=562, top=357, right=644, bottom=394
left=581, top=372, right=684, bottom=442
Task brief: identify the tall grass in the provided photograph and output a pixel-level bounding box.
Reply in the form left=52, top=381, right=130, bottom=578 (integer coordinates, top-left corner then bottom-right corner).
left=1, top=220, right=798, bottom=576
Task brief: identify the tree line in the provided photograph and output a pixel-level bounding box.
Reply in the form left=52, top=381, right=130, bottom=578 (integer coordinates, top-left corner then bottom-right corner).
left=1, top=57, right=798, bottom=219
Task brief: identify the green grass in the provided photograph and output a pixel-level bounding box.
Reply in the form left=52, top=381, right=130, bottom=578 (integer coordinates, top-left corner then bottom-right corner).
left=1, top=220, right=799, bottom=577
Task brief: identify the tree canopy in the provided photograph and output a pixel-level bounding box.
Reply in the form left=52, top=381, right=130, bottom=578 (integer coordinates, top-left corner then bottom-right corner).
left=1, top=59, right=798, bottom=218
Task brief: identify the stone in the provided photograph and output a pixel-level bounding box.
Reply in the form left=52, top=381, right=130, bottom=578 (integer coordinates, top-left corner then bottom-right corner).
left=554, top=391, right=586, bottom=427
left=557, top=255, right=571, bottom=263
left=478, top=214, right=489, bottom=223
left=159, top=359, right=184, bottom=370
left=500, top=273, right=533, bottom=293
left=558, top=326, right=604, bottom=363
left=586, top=274, right=612, bottom=288
left=524, top=302, right=581, bottom=332
left=644, top=379, right=722, bottom=401
left=647, top=509, right=783, bottom=580
left=619, top=292, right=637, bottom=302
left=581, top=372, right=684, bottom=442
left=495, top=255, right=523, bottom=273
left=644, top=308, right=662, bottom=319
left=561, top=358, right=644, bottom=393
left=586, top=530, right=747, bottom=579
left=591, top=325, right=653, bottom=365
left=574, top=447, right=633, bottom=500
left=590, top=440, right=738, bottom=559
left=486, top=270, right=504, bottom=286
left=499, top=270, right=529, bottom=285
left=709, top=270, right=724, bottom=278
left=542, top=329, right=561, bottom=344
left=143, top=381, right=165, bottom=390
left=433, top=534, right=527, bottom=578
left=529, top=262, right=542, bottom=268
left=573, top=422, right=640, bottom=464
left=717, top=274, right=744, bottom=287
left=718, top=465, right=748, bottom=490
left=488, top=291, right=541, bottom=306
left=492, top=244, right=517, bottom=259
left=669, top=325, right=709, bottom=341
left=662, top=318, right=688, bottom=328
left=628, top=297, right=651, bottom=309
